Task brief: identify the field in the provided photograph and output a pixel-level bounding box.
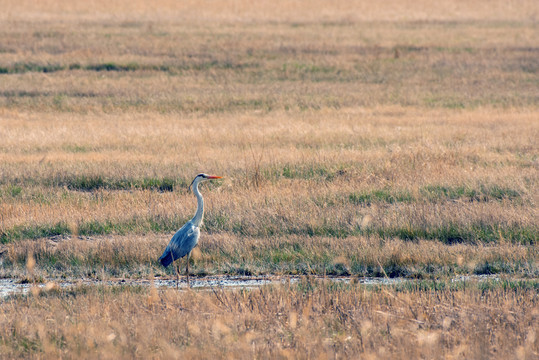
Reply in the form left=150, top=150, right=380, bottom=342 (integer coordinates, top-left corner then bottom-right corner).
left=0, top=0, right=538, bottom=358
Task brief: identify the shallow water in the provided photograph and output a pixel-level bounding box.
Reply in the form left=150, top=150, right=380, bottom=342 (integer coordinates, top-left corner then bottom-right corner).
left=0, top=274, right=500, bottom=298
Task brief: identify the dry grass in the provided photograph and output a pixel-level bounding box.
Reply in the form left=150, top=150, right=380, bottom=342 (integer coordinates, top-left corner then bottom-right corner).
left=0, top=110, right=537, bottom=278
left=1, top=1, right=537, bottom=112
left=1, top=0, right=538, bottom=23
left=0, top=280, right=537, bottom=359
left=0, top=1, right=538, bottom=357
left=1, top=234, right=537, bottom=281
left=0, top=1, right=537, bottom=278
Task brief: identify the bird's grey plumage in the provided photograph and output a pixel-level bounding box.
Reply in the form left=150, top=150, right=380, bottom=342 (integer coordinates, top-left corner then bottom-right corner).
left=158, top=173, right=222, bottom=286
left=159, top=221, right=200, bottom=267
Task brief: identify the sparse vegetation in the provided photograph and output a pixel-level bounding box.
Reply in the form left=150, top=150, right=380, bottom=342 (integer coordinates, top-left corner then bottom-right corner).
left=0, top=279, right=537, bottom=358
left=0, top=0, right=537, bottom=358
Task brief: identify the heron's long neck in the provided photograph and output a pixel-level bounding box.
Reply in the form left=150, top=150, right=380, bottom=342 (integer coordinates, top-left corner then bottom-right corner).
left=191, top=182, right=204, bottom=227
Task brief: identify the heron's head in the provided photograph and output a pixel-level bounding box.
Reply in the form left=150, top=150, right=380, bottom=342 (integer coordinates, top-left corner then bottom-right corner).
left=189, top=173, right=222, bottom=191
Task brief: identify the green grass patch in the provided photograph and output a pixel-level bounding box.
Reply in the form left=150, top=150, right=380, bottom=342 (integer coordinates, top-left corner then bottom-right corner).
left=0, top=176, right=183, bottom=192
left=85, top=62, right=140, bottom=71
left=349, top=189, right=413, bottom=205
left=47, top=175, right=181, bottom=192
left=420, top=184, right=521, bottom=202
left=0, top=216, right=186, bottom=244
left=62, top=144, right=92, bottom=153
left=348, top=185, right=522, bottom=205
left=370, top=224, right=536, bottom=245
left=1, top=185, right=23, bottom=198
left=279, top=62, right=348, bottom=82
left=0, top=223, right=71, bottom=243
left=0, top=62, right=65, bottom=74
left=0, top=62, right=141, bottom=74
left=473, top=261, right=501, bottom=275
left=1, top=213, right=536, bottom=246
left=0, top=61, right=257, bottom=74
left=393, top=278, right=539, bottom=293
left=275, top=164, right=345, bottom=181
left=476, top=279, right=539, bottom=292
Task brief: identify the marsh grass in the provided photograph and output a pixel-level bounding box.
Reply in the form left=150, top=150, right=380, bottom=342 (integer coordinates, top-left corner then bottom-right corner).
left=0, top=279, right=537, bottom=359
left=46, top=175, right=181, bottom=192
left=1, top=234, right=536, bottom=281
left=0, top=1, right=538, bottom=358
left=1, top=1, right=538, bottom=113
left=0, top=108, right=537, bottom=276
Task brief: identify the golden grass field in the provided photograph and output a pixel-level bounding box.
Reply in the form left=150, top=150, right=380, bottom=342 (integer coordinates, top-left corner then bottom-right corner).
left=0, top=0, right=538, bottom=358
left=1, top=279, right=537, bottom=359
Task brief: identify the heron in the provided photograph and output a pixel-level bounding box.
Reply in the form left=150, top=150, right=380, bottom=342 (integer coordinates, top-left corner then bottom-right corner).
left=159, top=173, right=222, bottom=288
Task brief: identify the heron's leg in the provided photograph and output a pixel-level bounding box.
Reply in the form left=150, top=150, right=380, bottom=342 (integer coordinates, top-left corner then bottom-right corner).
left=171, top=252, right=179, bottom=290
left=186, top=251, right=191, bottom=287
left=175, top=262, right=180, bottom=289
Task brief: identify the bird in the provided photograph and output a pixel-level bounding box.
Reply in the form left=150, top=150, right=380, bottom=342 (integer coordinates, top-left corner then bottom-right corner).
left=159, top=173, right=222, bottom=288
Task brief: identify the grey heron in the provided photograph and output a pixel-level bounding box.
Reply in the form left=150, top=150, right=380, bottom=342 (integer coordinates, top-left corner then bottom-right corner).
left=159, top=173, right=222, bottom=287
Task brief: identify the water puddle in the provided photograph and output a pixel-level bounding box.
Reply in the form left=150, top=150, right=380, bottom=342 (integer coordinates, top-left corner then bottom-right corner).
left=0, top=274, right=500, bottom=298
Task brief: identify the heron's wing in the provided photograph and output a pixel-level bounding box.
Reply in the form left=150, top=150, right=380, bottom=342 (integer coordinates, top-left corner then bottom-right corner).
left=159, top=221, right=200, bottom=267
left=170, top=222, right=200, bottom=258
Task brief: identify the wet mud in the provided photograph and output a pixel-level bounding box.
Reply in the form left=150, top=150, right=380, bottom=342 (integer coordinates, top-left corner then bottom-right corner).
left=0, top=274, right=503, bottom=298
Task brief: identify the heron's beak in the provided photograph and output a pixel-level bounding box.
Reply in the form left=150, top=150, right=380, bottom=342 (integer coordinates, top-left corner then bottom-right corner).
left=207, top=176, right=222, bottom=179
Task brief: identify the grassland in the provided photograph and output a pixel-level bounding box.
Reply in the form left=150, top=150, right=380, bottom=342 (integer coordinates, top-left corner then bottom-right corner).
left=1, top=109, right=537, bottom=281
left=1, top=279, right=538, bottom=359
left=0, top=0, right=538, bottom=358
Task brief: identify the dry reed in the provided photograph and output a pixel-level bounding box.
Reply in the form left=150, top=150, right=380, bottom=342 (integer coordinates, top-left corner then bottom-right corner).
left=0, top=1, right=538, bottom=357
left=0, top=280, right=537, bottom=359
